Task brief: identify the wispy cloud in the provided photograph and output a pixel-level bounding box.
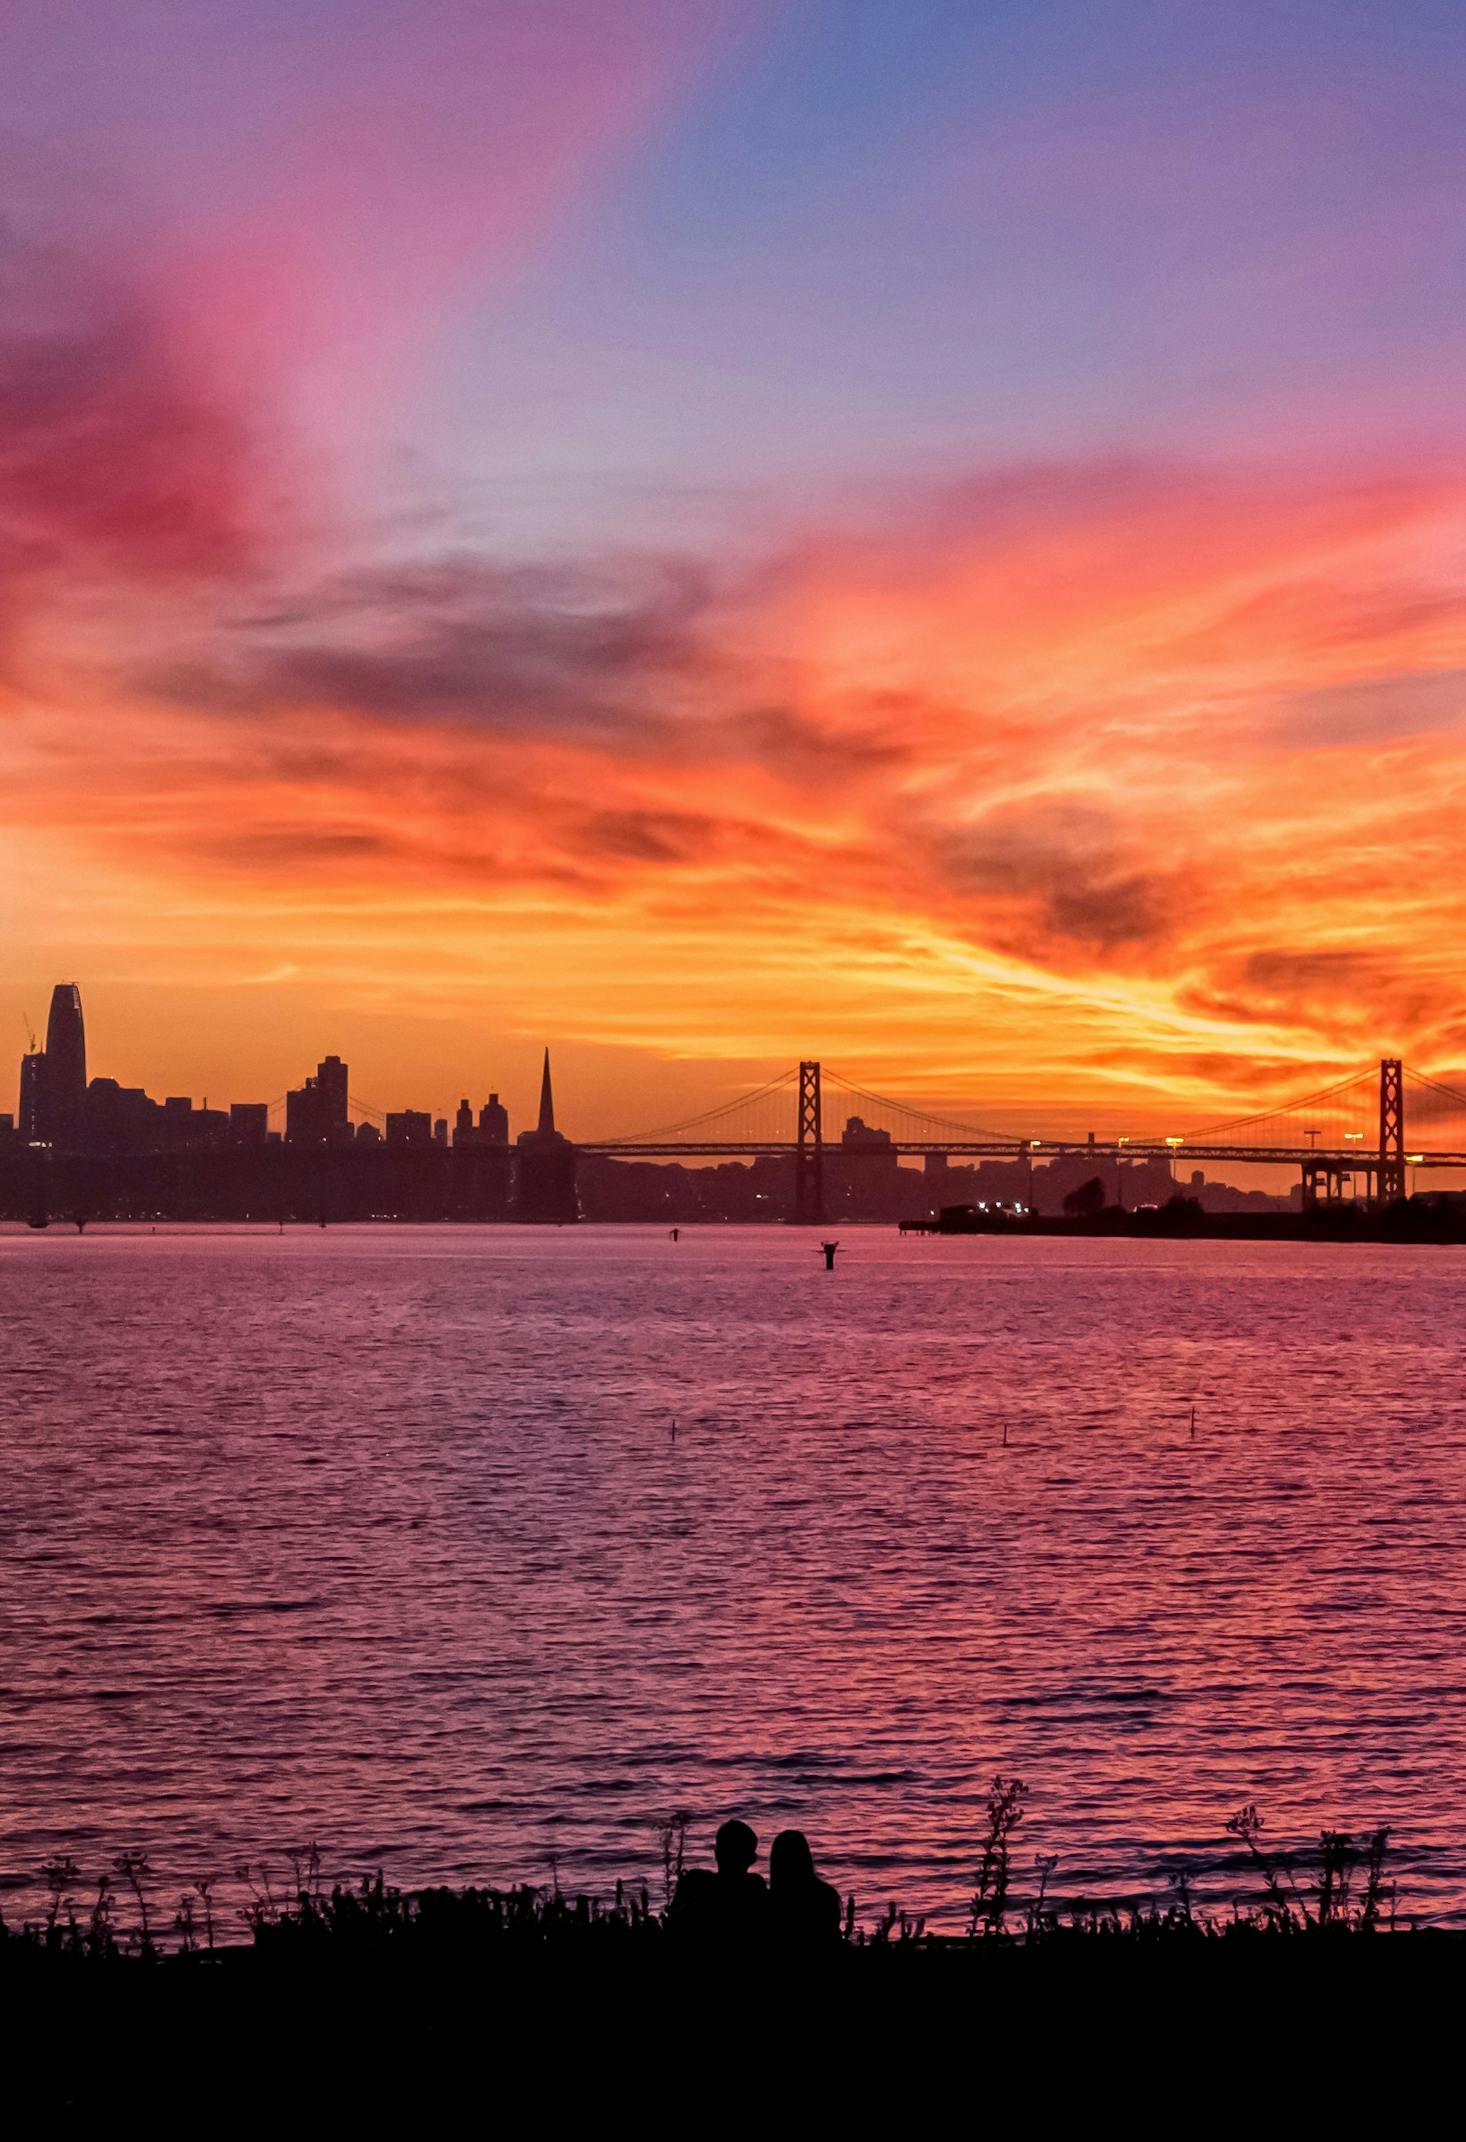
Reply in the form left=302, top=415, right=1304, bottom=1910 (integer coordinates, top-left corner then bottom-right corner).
left=11, top=438, right=1466, bottom=1108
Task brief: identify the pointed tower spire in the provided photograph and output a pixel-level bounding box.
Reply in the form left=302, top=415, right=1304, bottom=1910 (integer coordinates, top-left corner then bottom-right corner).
left=537, top=1047, right=556, bottom=1136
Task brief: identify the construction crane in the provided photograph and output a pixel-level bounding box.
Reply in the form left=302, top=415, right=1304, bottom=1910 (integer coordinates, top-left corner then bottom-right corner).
left=21, top=1012, right=37, bottom=1053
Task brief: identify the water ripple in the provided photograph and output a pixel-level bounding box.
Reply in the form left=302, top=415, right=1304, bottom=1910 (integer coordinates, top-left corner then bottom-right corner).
left=3, top=1223, right=1465, bottom=1931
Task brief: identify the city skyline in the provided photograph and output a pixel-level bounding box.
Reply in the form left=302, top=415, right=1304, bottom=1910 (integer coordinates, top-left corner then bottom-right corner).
left=14, top=973, right=1466, bottom=1184
left=12, top=978, right=526, bottom=1150
left=5, top=977, right=1308, bottom=1225
left=8, top=5, right=1466, bottom=1125
left=10, top=970, right=1456, bottom=1154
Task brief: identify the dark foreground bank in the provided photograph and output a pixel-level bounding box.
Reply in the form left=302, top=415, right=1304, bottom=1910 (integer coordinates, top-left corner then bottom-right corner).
left=8, top=1926, right=1464, bottom=2117
left=9, top=1801, right=1462, bottom=2108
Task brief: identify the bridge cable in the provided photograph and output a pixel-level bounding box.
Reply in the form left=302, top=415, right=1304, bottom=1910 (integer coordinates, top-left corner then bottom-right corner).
left=1177, top=1065, right=1378, bottom=1143
left=822, top=1067, right=1013, bottom=1143
left=597, top=1066, right=801, bottom=1146
left=1403, top=1066, right=1466, bottom=1115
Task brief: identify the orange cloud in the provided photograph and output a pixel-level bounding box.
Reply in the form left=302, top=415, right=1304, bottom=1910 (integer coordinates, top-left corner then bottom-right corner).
left=8, top=413, right=1466, bottom=1129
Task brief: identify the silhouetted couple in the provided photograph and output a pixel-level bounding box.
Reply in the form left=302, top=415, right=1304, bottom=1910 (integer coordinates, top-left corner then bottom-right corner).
left=669, top=1820, right=841, bottom=1949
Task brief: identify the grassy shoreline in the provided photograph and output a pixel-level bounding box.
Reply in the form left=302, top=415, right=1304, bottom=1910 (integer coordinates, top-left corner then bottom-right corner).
left=9, top=1805, right=1461, bottom=2118
left=4, top=1788, right=1445, bottom=1967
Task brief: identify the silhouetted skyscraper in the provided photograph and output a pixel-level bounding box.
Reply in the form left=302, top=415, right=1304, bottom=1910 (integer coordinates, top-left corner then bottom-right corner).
left=316, top=1055, right=348, bottom=1129
left=36, top=983, right=86, bottom=1148
left=479, top=1091, right=509, bottom=1145
left=514, top=1047, right=578, bottom=1221
left=286, top=1054, right=350, bottom=1143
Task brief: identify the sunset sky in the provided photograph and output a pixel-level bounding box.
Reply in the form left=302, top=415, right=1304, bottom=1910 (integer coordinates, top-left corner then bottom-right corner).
left=6, top=0, right=1466, bottom=1136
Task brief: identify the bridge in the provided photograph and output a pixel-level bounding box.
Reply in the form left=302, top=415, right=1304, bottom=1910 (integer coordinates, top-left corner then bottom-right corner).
left=579, top=1058, right=1466, bottom=1222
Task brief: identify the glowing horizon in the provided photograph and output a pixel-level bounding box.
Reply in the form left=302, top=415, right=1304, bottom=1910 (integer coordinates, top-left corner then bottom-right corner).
left=7, top=2, right=1466, bottom=1138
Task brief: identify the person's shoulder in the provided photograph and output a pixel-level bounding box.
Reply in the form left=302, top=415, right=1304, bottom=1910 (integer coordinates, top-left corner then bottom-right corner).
left=666, top=1867, right=718, bottom=1940
left=670, top=1868, right=716, bottom=1911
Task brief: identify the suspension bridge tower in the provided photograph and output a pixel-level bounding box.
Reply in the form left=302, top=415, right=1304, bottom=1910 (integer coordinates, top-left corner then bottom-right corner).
left=794, top=1060, right=824, bottom=1224
left=1377, top=1055, right=1405, bottom=1205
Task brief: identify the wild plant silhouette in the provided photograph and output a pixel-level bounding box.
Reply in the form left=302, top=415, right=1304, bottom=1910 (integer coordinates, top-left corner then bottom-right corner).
left=0, top=1794, right=1412, bottom=1967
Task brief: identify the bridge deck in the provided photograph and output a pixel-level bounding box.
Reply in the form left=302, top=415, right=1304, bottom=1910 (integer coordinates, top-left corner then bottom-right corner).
left=579, top=1141, right=1466, bottom=1167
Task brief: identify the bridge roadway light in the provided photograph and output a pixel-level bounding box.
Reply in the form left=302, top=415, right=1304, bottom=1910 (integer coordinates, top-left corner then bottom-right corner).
left=1164, top=1137, right=1184, bottom=1147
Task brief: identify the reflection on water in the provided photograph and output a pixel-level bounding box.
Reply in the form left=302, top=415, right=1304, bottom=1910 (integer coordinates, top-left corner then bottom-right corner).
left=4, top=1224, right=1466, bottom=1930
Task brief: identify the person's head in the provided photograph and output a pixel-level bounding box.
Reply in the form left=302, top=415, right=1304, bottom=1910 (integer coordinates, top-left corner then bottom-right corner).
left=770, top=1830, right=815, bottom=1885
left=715, top=1819, right=758, bottom=1875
